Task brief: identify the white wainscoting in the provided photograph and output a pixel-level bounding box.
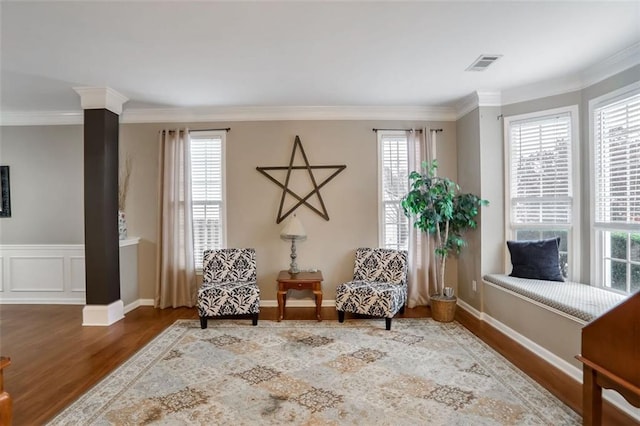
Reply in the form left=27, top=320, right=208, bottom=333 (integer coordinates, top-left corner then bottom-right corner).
left=0, top=238, right=140, bottom=306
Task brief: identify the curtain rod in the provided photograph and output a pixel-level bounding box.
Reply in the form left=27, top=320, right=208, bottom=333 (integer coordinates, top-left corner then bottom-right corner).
left=430, top=128, right=443, bottom=132
left=372, top=128, right=423, bottom=133
left=160, top=128, right=231, bottom=133
left=192, top=128, right=231, bottom=133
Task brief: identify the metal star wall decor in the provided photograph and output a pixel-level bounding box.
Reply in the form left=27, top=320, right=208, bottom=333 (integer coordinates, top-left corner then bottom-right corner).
left=257, top=135, right=346, bottom=224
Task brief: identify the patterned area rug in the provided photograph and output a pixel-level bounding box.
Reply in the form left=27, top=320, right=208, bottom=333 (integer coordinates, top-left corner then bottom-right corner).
left=48, top=319, right=580, bottom=425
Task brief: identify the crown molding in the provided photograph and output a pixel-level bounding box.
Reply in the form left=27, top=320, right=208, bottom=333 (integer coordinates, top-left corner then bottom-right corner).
left=581, top=41, right=640, bottom=89
left=501, top=75, right=584, bottom=106
left=455, top=91, right=502, bottom=119
left=0, top=110, right=84, bottom=126
left=120, top=105, right=457, bottom=123
left=73, top=87, right=129, bottom=115
left=477, top=91, right=502, bottom=107
left=455, top=93, right=479, bottom=119
left=502, top=42, right=640, bottom=106
left=0, top=105, right=457, bottom=126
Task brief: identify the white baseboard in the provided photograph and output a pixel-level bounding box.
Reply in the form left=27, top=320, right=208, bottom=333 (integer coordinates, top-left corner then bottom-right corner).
left=124, top=299, right=141, bottom=314
left=83, top=300, right=124, bottom=326
left=123, top=298, right=154, bottom=313
left=456, top=299, right=482, bottom=320
left=457, top=301, right=640, bottom=421
left=0, top=298, right=153, bottom=311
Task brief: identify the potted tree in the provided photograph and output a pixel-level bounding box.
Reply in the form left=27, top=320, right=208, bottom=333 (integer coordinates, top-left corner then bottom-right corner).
left=401, top=160, right=488, bottom=322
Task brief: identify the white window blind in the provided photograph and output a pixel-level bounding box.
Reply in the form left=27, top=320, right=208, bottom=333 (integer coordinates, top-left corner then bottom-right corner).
left=379, top=132, right=409, bottom=251
left=594, top=92, right=640, bottom=225
left=190, top=132, right=225, bottom=270
left=509, top=113, right=573, bottom=225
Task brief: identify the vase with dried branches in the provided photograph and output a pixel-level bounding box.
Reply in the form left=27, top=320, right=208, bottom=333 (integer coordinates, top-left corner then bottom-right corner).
left=118, top=154, right=132, bottom=240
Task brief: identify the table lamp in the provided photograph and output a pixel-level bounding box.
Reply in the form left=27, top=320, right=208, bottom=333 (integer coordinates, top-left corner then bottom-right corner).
left=280, top=214, right=307, bottom=274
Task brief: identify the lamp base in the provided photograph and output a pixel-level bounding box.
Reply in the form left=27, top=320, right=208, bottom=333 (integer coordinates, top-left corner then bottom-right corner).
left=289, top=239, right=300, bottom=275
left=288, top=266, right=300, bottom=275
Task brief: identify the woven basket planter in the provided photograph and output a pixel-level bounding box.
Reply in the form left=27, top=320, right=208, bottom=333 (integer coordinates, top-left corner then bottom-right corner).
left=430, top=295, right=457, bottom=322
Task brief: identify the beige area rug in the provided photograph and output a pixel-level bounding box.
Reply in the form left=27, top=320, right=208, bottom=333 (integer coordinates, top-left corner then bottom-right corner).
left=48, top=319, right=580, bottom=425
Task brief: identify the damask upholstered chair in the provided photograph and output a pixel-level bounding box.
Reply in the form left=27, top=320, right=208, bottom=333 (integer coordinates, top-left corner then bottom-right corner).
left=335, top=248, right=408, bottom=330
left=197, top=248, right=260, bottom=329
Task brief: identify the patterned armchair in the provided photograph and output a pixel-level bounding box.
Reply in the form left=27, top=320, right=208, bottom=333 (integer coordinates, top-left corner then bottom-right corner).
left=197, top=248, right=260, bottom=329
left=335, top=248, right=408, bottom=330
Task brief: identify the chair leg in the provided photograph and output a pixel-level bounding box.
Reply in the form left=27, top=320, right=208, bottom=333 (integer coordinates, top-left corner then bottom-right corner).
left=200, top=316, right=208, bottom=329
left=252, top=313, right=259, bottom=326
left=338, top=311, right=345, bottom=323
left=385, top=318, right=392, bottom=330
left=400, top=305, right=405, bottom=315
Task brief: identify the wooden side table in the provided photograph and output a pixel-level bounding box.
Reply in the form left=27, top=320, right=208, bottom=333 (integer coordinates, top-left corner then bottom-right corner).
left=0, top=357, right=12, bottom=426
left=277, top=270, right=323, bottom=322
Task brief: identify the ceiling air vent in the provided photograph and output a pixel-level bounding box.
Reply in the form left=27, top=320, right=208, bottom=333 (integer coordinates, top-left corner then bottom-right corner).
left=466, top=54, right=503, bottom=71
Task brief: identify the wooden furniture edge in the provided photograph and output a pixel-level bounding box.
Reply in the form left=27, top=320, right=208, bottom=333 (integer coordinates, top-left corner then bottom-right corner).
left=0, top=356, right=12, bottom=426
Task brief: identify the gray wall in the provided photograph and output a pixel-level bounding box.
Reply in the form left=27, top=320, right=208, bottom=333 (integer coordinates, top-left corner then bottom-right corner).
left=122, top=120, right=457, bottom=301
left=456, top=106, right=504, bottom=311
left=0, top=125, right=84, bottom=244
left=456, top=109, right=481, bottom=309
left=1, top=119, right=457, bottom=304
left=478, top=106, right=505, bottom=280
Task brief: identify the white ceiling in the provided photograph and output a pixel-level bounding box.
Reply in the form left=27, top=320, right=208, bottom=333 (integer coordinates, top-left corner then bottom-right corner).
left=1, top=1, right=639, bottom=121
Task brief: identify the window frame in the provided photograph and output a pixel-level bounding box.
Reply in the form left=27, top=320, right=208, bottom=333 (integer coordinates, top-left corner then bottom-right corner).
left=377, top=130, right=410, bottom=251
left=503, top=105, right=581, bottom=280
left=589, top=81, right=640, bottom=294
left=189, top=130, right=227, bottom=272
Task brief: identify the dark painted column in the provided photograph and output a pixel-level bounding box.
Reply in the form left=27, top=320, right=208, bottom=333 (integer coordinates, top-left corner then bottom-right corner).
left=84, top=108, right=121, bottom=305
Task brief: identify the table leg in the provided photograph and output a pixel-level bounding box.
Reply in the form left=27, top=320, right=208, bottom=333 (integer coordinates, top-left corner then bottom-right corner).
left=0, top=357, right=11, bottom=426
left=583, top=365, right=602, bottom=426
left=314, top=290, right=322, bottom=321
left=277, top=290, right=286, bottom=322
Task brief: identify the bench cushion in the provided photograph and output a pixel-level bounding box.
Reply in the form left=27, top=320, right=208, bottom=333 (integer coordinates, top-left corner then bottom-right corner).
left=483, top=274, right=627, bottom=322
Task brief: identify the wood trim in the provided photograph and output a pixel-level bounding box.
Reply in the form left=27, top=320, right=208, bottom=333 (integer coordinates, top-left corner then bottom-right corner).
left=0, top=357, right=11, bottom=426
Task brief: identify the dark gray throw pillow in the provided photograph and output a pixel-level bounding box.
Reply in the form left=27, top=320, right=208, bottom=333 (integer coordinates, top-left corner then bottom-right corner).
left=506, top=238, right=564, bottom=282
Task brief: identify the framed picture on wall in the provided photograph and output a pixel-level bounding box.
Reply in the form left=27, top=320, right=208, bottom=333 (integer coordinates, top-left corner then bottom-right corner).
left=0, top=166, right=11, bottom=218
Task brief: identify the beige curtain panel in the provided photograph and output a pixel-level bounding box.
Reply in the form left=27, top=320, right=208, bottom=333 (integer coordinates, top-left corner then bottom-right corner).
left=406, top=128, right=438, bottom=308
left=155, top=128, right=197, bottom=308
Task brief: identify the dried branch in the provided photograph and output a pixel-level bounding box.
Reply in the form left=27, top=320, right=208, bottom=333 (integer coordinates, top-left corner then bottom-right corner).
left=118, top=154, right=132, bottom=211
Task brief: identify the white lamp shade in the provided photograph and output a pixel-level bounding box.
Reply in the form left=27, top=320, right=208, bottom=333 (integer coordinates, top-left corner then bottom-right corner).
left=280, top=215, right=307, bottom=240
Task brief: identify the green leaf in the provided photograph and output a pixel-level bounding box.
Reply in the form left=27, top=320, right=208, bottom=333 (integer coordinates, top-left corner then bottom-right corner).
left=401, top=159, right=489, bottom=269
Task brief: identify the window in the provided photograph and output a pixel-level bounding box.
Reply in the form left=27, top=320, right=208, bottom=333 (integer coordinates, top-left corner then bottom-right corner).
left=378, top=131, right=409, bottom=250
left=504, top=106, right=579, bottom=279
left=591, top=85, right=640, bottom=294
left=190, top=130, right=226, bottom=270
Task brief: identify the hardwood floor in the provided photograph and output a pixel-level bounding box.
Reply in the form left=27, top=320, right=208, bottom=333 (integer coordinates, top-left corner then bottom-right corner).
left=0, top=304, right=635, bottom=425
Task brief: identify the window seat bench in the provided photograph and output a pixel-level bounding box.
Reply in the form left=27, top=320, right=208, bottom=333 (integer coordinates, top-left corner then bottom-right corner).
left=480, top=274, right=639, bottom=421
left=482, top=274, right=627, bottom=323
